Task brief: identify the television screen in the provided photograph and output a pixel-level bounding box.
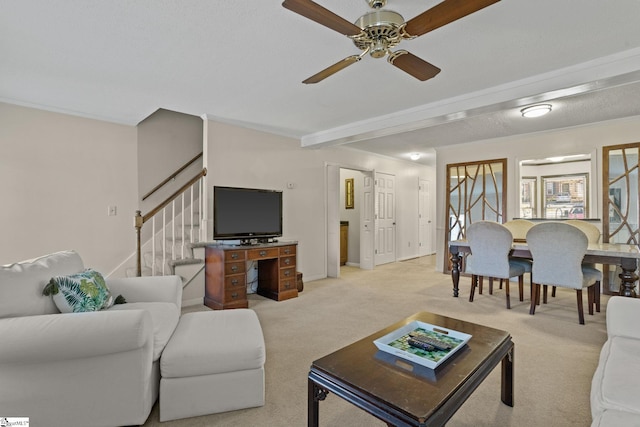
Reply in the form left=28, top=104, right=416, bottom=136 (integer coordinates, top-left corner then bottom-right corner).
left=213, top=186, right=283, bottom=240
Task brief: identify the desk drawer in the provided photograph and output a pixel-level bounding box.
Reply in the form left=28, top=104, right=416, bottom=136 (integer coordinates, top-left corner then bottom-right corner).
left=224, top=286, right=247, bottom=303
left=226, top=250, right=246, bottom=261
left=225, top=274, right=245, bottom=289
left=280, top=266, right=296, bottom=280
left=279, top=255, right=296, bottom=268
left=225, top=261, right=245, bottom=275
left=247, top=247, right=279, bottom=260
left=279, top=245, right=296, bottom=256
left=280, top=276, right=297, bottom=292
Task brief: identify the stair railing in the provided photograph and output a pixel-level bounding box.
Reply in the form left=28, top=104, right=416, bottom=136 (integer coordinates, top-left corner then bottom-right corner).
left=134, top=168, right=207, bottom=276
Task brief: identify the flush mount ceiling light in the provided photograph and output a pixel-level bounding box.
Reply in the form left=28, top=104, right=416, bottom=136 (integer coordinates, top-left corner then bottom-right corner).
left=521, top=104, right=552, bottom=118
left=410, top=153, right=421, bottom=161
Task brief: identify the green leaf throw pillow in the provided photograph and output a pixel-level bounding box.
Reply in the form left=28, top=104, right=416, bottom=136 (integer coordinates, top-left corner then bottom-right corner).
left=43, top=269, right=116, bottom=313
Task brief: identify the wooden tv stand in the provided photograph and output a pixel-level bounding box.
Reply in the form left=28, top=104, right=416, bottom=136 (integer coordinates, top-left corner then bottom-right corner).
left=204, top=241, right=298, bottom=310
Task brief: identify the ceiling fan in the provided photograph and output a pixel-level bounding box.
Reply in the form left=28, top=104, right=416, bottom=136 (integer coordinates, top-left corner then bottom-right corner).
left=282, top=0, right=501, bottom=84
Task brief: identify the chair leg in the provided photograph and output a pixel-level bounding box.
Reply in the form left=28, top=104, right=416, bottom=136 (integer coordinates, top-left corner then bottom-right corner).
left=505, top=279, right=511, bottom=309
left=552, top=286, right=557, bottom=298
left=478, top=276, right=484, bottom=295
left=587, top=286, right=594, bottom=316
left=469, top=275, right=477, bottom=302
left=489, top=277, right=494, bottom=295
left=595, top=281, right=601, bottom=313
left=499, top=279, right=504, bottom=290
left=519, top=276, right=524, bottom=302
left=543, top=285, right=548, bottom=304
left=530, top=283, right=539, bottom=315
left=576, top=289, right=585, bottom=325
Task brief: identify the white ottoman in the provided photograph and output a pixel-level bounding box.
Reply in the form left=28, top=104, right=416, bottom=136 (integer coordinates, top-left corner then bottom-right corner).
left=159, top=309, right=266, bottom=422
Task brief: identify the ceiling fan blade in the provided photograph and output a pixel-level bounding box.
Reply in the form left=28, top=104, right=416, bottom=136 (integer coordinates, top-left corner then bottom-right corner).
left=282, top=0, right=362, bottom=37
left=303, top=55, right=361, bottom=84
left=404, top=0, right=501, bottom=38
left=388, top=50, right=441, bottom=81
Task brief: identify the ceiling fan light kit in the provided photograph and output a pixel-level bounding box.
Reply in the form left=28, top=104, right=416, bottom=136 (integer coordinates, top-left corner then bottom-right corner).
left=282, top=0, right=501, bottom=83
left=521, top=104, right=552, bottom=118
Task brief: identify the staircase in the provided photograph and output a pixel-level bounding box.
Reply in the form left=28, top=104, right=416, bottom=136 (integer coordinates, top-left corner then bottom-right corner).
left=129, top=167, right=209, bottom=303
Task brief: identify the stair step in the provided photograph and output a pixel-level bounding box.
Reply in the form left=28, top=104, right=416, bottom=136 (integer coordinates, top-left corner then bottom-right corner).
left=168, top=258, right=203, bottom=267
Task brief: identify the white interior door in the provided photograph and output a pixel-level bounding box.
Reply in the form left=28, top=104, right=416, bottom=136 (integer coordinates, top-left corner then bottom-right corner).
left=375, top=172, right=396, bottom=265
left=419, top=179, right=433, bottom=255
left=360, top=173, right=374, bottom=270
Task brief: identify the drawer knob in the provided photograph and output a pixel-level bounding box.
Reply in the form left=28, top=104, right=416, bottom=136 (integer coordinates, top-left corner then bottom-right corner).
left=285, top=282, right=291, bottom=289
left=284, top=270, right=291, bottom=276
left=284, top=258, right=291, bottom=265
left=231, top=279, right=239, bottom=285
left=259, top=250, right=267, bottom=256
left=284, top=248, right=290, bottom=254
left=231, top=253, right=239, bottom=259
left=231, top=265, right=238, bottom=272
left=231, top=292, right=238, bottom=299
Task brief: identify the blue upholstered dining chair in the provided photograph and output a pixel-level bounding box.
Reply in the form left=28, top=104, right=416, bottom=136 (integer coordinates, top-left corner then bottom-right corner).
left=526, top=222, right=602, bottom=325
left=465, top=221, right=526, bottom=309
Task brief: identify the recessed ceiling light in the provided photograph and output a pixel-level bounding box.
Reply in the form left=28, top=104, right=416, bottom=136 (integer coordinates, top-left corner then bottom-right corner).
left=521, top=104, right=552, bottom=118
left=410, top=153, right=421, bottom=161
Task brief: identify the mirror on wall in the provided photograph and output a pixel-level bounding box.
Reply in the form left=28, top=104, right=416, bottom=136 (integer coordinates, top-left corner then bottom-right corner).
left=518, top=153, right=593, bottom=219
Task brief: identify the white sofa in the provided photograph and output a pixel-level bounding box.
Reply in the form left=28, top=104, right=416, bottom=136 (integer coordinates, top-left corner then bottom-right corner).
left=0, top=250, right=182, bottom=427
left=591, top=296, right=640, bottom=426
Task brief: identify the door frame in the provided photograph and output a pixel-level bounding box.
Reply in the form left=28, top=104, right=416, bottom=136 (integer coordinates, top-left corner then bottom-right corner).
left=326, top=163, right=375, bottom=278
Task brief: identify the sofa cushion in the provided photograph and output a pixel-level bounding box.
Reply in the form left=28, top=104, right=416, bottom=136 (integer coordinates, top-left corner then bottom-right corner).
left=108, top=302, right=179, bottom=361
left=591, top=336, right=640, bottom=418
left=43, top=269, right=115, bottom=313
left=0, top=250, right=85, bottom=318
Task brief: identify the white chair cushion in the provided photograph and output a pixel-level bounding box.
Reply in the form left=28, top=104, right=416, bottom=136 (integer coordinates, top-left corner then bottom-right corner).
left=108, top=302, right=179, bottom=361
left=161, top=310, right=265, bottom=378
left=591, top=336, right=640, bottom=417
left=591, top=408, right=640, bottom=427
left=0, top=250, right=85, bottom=318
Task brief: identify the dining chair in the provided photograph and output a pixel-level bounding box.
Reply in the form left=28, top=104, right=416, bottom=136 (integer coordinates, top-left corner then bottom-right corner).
left=465, top=221, right=526, bottom=309
left=563, top=219, right=602, bottom=311
left=526, top=222, right=602, bottom=324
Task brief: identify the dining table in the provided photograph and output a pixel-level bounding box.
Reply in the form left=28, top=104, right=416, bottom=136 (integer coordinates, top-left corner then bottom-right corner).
left=448, top=240, right=640, bottom=298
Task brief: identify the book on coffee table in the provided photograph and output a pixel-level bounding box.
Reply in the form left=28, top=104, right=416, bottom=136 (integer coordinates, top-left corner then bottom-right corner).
left=373, top=321, right=472, bottom=369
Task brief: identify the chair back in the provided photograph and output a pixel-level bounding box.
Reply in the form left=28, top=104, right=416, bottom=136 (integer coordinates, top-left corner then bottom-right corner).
left=526, top=222, right=588, bottom=289
left=565, top=219, right=601, bottom=243
left=503, top=219, right=535, bottom=241
left=466, top=221, right=514, bottom=278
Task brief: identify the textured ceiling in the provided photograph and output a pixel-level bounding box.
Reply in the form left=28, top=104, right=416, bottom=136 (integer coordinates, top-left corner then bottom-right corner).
left=2, top=0, right=640, bottom=165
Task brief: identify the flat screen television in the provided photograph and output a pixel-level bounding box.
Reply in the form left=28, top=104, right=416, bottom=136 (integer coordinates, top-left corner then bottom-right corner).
left=213, top=186, right=283, bottom=242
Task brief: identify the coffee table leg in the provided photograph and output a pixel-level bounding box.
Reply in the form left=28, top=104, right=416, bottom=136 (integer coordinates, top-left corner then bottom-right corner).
left=308, top=379, right=329, bottom=427
left=501, top=344, right=514, bottom=407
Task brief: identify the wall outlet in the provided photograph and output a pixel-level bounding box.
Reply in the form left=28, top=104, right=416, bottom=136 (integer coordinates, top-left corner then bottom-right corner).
left=108, top=205, right=117, bottom=216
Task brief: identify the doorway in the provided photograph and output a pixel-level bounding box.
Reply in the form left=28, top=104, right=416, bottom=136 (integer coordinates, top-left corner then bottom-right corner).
left=326, top=165, right=374, bottom=278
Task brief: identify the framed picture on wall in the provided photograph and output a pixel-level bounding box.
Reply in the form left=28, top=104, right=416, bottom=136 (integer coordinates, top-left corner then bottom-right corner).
left=345, top=178, right=354, bottom=209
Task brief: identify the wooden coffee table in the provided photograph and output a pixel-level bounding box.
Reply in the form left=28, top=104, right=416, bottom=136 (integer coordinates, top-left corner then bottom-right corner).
left=308, top=312, right=514, bottom=426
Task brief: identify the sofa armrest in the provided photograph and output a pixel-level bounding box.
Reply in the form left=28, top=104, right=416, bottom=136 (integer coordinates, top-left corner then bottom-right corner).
left=107, top=275, right=182, bottom=309
left=0, top=310, right=152, bottom=364
left=606, top=296, right=640, bottom=340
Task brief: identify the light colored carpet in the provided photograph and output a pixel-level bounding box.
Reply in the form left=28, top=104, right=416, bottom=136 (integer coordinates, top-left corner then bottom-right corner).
left=144, top=256, right=606, bottom=426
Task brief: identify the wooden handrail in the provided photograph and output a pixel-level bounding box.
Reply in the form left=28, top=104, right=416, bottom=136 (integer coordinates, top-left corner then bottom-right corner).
left=142, top=152, right=203, bottom=201
left=135, top=167, right=207, bottom=276
left=142, top=168, right=207, bottom=223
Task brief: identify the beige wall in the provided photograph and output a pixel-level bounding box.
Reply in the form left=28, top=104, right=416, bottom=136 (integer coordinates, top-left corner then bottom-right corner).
left=434, top=115, right=640, bottom=272
left=203, top=119, right=435, bottom=281
left=0, top=102, right=138, bottom=272
left=137, top=108, right=203, bottom=213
